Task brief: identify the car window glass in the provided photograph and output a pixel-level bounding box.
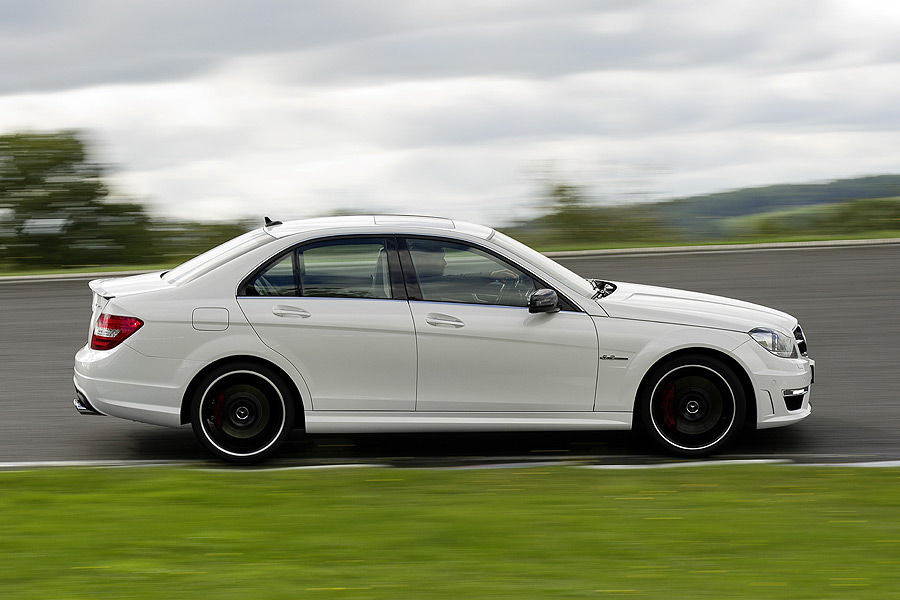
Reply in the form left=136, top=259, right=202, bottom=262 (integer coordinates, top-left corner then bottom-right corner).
left=407, top=238, right=536, bottom=307
left=165, top=228, right=274, bottom=285
left=299, top=239, right=391, bottom=299
left=245, top=253, right=296, bottom=296
left=491, top=230, right=595, bottom=298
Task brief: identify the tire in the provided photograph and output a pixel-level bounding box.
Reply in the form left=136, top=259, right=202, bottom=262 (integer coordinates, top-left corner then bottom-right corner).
left=190, top=362, right=296, bottom=464
left=639, top=354, right=746, bottom=457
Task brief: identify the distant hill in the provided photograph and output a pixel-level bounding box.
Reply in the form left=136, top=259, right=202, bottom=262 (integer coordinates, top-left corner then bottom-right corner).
left=504, top=174, right=900, bottom=248
left=657, top=174, right=900, bottom=227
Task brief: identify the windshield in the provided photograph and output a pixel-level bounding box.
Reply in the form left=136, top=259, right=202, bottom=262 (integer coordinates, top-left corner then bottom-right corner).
left=490, top=231, right=596, bottom=298
left=164, top=228, right=275, bottom=285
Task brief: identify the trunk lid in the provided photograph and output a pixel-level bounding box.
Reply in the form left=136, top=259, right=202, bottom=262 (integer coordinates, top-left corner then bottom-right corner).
left=88, top=272, right=171, bottom=298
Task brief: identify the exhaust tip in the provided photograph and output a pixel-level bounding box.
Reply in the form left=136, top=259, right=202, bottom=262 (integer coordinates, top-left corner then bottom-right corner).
left=73, top=391, right=103, bottom=416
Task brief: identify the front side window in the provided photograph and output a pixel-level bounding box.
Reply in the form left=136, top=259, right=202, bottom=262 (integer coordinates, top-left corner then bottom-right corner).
left=299, top=238, right=392, bottom=299
left=406, top=238, right=537, bottom=307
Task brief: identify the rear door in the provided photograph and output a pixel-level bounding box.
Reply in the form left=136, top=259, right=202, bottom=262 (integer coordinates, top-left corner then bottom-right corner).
left=400, top=237, right=599, bottom=412
left=237, top=236, right=417, bottom=411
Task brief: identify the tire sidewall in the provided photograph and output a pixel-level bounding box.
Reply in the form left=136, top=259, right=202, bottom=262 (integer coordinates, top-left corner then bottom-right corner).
left=191, top=362, right=297, bottom=464
left=639, top=355, right=746, bottom=457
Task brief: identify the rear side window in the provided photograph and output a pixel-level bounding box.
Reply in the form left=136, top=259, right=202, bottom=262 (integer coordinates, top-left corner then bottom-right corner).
left=244, top=254, right=297, bottom=296
left=300, top=239, right=391, bottom=299
left=241, top=238, right=392, bottom=299
left=165, top=229, right=274, bottom=285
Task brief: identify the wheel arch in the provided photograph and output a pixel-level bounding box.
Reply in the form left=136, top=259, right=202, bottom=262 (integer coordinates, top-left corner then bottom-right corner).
left=181, top=355, right=305, bottom=428
left=632, top=347, right=757, bottom=430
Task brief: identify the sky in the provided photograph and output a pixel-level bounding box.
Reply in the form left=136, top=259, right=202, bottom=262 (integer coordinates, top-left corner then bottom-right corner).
left=0, top=0, right=898, bottom=226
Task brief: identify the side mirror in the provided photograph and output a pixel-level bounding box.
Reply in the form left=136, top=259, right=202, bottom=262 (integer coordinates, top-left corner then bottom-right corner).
left=529, top=288, right=560, bottom=313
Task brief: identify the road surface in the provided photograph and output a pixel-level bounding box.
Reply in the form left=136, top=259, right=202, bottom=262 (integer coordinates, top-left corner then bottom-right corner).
left=1, top=244, right=897, bottom=465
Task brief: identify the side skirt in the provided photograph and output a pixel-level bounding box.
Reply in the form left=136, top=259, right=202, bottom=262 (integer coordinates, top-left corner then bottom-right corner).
left=304, top=411, right=633, bottom=434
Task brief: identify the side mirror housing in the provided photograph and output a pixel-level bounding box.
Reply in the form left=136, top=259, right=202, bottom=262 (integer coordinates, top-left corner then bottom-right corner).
left=529, top=288, right=560, bottom=313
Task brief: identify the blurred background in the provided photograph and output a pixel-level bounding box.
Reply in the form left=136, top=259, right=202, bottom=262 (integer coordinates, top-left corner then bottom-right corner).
left=2, top=5, right=899, bottom=596
left=1, top=0, right=899, bottom=271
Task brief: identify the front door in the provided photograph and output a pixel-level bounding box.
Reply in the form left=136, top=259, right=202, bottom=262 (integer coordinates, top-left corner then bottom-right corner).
left=237, top=237, right=416, bottom=411
left=400, top=237, right=599, bottom=412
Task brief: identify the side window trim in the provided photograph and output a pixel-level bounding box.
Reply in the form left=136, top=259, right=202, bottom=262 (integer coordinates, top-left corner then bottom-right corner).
left=237, top=235, right=407, bottom=301
left=397, top=237, right=422, bottom=301
left=291, top=248, right=302, bottom=296
left=398, top=235, right=582, bottom=312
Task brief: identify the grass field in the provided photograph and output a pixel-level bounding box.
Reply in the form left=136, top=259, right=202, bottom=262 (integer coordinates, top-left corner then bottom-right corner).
left=0, top=464, right=897, bottom=598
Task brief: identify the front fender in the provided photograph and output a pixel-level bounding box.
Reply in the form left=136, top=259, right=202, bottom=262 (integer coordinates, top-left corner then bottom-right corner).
left=592, top=316, right=749, bottom=412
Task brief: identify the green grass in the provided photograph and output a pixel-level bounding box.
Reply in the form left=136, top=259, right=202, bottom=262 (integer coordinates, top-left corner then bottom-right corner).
left=0, top=465, right=897, bottom=598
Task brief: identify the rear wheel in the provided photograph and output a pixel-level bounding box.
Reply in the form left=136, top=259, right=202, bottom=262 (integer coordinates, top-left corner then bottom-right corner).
left=639, top=355, right=745, bottom=457
left=190, top=362, right=296, bottom=464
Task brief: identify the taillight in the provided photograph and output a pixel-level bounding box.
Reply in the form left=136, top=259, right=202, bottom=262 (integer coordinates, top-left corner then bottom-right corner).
left=91, top=314, right=144, bottom=350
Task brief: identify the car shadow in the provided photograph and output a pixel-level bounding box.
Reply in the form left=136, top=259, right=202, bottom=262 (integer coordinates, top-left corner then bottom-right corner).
left=116, top=424, right=820, bottom=467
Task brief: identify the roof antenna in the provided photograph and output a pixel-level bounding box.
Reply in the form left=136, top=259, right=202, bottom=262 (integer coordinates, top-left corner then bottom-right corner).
left=264, top=216, right=282, bottom=227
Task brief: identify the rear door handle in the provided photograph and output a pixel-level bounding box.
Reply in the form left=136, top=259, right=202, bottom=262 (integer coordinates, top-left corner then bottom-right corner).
left=272, top=305, right=311, bottom=318
left=425, top=313, right=464, bottom=328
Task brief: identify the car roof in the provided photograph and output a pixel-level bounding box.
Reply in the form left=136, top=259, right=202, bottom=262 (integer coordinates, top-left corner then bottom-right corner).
left=264, top=215, right=495, bottom=240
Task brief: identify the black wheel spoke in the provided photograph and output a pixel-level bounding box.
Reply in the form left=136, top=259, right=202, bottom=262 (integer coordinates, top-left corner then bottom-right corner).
left=198, top=371, right=287, bottom=458
left=648, top=364, right=738, bottom=452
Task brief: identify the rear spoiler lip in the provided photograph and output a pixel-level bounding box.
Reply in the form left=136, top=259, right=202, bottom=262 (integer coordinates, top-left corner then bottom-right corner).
left=88, top=279, right=115, bottom=299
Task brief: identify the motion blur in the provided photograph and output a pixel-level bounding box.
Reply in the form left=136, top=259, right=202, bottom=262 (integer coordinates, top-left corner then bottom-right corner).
left=1, top=1, right=899, bottom=598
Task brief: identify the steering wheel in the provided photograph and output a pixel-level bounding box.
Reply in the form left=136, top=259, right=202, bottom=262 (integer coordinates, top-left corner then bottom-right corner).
left=495, top=274, right=522, bottom=306
left=254, top=275, right=280, bottom=296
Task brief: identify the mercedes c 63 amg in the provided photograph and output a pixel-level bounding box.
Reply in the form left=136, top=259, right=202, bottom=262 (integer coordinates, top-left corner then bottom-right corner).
left=74, top=216, right=814, bottom=462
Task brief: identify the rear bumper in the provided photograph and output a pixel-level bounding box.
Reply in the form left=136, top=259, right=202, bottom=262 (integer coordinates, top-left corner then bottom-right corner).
left=73, top=343, right=199, bottom=428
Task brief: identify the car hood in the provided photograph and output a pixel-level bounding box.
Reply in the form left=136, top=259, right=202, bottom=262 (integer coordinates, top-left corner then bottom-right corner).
left=89, top=272, right=171, bottom=298
left=597, top=281, right=797, bottom=334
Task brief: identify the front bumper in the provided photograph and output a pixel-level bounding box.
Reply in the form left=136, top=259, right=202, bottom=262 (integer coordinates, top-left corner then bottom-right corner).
left=732, top=339, right=815, bottom=429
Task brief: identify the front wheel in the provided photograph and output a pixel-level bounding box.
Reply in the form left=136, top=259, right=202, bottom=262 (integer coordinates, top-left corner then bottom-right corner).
left=639, top=355, right=746, bottom=457
left=190, top=362, right=296, bottom=464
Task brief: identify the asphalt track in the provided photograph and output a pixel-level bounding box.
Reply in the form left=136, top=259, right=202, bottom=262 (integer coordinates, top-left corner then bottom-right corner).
left=1, top=244, right=898, bottom=466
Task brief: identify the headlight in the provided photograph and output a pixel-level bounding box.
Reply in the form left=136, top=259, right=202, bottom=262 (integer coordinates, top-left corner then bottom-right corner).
left=749, top=328, right=797, bottom=358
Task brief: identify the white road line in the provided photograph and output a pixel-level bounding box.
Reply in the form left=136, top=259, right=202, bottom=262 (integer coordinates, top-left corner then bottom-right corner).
left=196, top=463, right=388, bottom=472
left=788, top=460, right=900, bottom=468
left=0, top=460, right=194, bottom=469
left=578, top=459, right=790, bottom=469
left=1, top=458, right=900, bottom=470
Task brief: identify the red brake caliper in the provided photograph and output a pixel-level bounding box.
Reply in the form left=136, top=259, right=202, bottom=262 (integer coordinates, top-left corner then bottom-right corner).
left=661, top=382, right=676, bottom=430
left=212, top=390, right=226, bottom=430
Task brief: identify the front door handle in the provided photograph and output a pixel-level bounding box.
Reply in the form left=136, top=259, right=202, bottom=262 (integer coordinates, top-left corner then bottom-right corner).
left=425, top=313, right=464, bottom=328
left=272, top=305, right=311, bottom=318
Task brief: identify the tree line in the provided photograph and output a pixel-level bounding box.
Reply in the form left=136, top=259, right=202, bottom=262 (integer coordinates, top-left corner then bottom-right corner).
left=0, top=131, right=250, bottom=269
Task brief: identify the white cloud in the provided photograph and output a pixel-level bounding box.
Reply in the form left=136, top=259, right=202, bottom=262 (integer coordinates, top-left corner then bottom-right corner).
left=0, top=0, right=898, bottom=226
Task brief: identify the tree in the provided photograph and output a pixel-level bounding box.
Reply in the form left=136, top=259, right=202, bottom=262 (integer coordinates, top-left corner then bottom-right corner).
left=0, top=131, right=157, bottom=267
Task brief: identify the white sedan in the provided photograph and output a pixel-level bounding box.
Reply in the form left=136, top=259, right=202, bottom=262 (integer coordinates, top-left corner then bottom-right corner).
left=73, top=216, right=814, bottom=462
